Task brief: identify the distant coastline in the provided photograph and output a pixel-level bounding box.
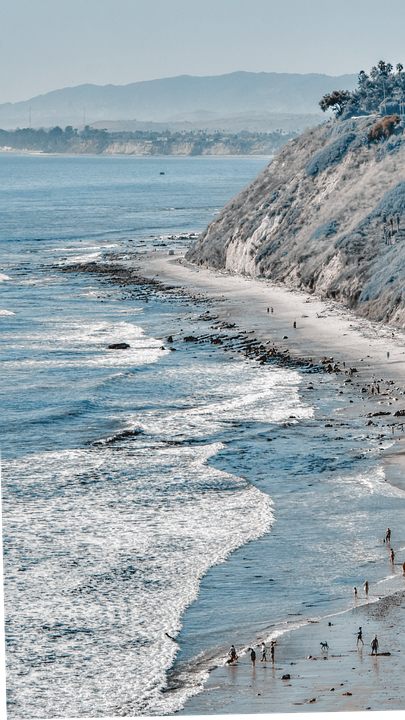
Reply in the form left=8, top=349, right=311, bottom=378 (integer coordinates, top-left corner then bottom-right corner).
left=0, top=126, right=296, bottom=157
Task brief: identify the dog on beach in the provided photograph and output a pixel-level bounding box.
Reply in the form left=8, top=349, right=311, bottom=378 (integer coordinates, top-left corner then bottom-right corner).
left=320, top=641, right=329, bottom=650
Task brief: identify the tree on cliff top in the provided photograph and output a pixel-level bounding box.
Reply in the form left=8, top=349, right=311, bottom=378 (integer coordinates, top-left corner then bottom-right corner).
left=320, top=61, right=405, bottom=118
left=319, top=90, right=351, bottom=116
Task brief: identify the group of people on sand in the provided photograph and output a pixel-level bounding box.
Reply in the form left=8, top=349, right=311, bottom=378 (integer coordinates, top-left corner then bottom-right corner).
left=356, top=627, right=379, bottom=654
left=227, top=526, right=402, bottom=669
left=227, top=640, right=276, bottom=666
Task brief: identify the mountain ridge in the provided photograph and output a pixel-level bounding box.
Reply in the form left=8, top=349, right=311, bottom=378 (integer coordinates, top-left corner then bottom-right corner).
left=0, top=71, right=357, bottom=130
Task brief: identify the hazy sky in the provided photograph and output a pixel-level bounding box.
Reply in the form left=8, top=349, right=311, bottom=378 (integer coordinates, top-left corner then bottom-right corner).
left=2, top=0, right=405, bottom=104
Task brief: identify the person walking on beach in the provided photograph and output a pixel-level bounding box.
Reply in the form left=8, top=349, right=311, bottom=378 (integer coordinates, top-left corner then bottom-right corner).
left=390, top=548, right=395, bottom=564
left=260, top=642, right=267, bottom=662
left=386, top=527, right=391, bottom=543
left=248, top=648, right=256, bottom=666
left=363, top=580, right=369, bottom=596
left=354, top=586, right=358, bottom=598
left=356, top=627, right=364, bottom=648
left=371, top=635, right=378, bottom=656
left=227, top=645, right=238, bottom=664
left=403, top=561, right=405, bottom=575
left=270, top=640, right=276, bottom=663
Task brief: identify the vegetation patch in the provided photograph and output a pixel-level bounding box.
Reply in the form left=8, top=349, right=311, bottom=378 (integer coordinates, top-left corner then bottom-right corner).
left=306, top=133, right=356, bottom=176
left=310, top=221, right=339, bottom=240
left=368, top=115, right=401, bottom=143
left=319, top=60, right=405, bottom=119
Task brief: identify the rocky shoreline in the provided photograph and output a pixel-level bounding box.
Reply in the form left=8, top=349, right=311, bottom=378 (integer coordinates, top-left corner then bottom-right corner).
left=59, top=260, right=356, bottom=376
left=59, top=252, right=405, bottom=431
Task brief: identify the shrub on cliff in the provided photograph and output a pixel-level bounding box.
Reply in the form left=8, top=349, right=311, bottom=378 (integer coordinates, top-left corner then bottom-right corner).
left=306, top=133, right=356, bottom=176
left=368, top=114, right=401, bottom=143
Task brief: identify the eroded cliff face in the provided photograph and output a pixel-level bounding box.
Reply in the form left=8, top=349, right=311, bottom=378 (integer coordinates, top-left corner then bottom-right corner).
left=186, top=115, right=405, bottom=326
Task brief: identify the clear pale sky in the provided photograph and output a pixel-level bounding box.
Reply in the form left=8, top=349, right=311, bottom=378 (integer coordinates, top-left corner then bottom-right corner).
left=2, top=0, right=405, bottom=105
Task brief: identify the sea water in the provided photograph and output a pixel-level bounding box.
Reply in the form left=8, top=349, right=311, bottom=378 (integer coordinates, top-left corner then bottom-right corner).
left=1, top=153, right=405, bottom=717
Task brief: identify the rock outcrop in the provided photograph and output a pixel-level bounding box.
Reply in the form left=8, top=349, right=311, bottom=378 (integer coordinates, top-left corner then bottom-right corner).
left=186, top=115, right=405, bottom=326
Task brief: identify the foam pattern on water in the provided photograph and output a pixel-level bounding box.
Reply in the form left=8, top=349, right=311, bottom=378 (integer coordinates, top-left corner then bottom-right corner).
left=3, top=319, right=162, bottom=371
left=3, top=444, right=273, bottom=717
left=116, top=364, right=312, bottom=445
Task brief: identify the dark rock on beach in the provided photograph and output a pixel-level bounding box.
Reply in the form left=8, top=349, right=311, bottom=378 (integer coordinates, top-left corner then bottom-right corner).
left=107, top=342, right=130, bottom=349
left=367, top=410, right=391, bottom=417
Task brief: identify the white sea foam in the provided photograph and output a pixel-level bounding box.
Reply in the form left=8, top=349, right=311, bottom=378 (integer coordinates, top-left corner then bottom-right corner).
left=331, top=464, right=405, bottom=498
left=3, top=320, right=166, bottom=369
left=57, top=251, right=102, bottom=264
left=0, top=152, right=290, bottom=718
left=129, top=364, right=312, bottom=443
left=0, top=308, right=15, bottom=315
left=3, top=444, right=274, bottom=717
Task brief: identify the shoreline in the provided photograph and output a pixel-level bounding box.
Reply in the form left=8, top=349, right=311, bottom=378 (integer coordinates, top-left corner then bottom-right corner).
left=180, top=590, right=405, bottom=715
left=60, top=249, right=405, bottom=714
left=0, top=148, right=274, bottom=158
left=137, top=252, right=405, bottom=381
left=132, top=252, right=405, bottom=714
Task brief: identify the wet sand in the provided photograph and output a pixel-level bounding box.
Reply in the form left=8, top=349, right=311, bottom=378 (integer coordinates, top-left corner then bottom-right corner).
left=133, top=252, right=405, bottom=715
left=181, top=591, right=405, bottom=714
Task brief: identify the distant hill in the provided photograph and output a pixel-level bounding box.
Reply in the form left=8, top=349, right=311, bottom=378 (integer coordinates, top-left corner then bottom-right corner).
left=186, top=113, right=405, bottom=326
left=89, top=112, right=325, bottom=135
left=0, top=71, right=357, bottom=130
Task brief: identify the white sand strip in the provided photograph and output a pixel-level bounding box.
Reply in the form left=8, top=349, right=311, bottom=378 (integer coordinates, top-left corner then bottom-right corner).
left=136, top=252, right=405, bottom=387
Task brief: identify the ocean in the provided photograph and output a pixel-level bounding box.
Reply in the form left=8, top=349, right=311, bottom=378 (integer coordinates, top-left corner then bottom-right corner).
left=1, top=152, right=405, bottom=718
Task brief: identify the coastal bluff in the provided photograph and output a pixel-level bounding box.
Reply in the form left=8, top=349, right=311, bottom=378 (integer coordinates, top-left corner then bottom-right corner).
left=186, top=114, right=405, bottom=327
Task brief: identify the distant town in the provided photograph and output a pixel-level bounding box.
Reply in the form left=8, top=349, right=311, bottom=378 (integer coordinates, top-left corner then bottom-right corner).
left=0, top=126, right=297, bottom=156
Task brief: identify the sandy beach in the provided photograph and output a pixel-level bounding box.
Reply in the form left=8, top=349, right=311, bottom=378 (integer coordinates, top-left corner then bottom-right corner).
left=181, top=591, right=405, bottom=714
left=132, top=250, right=405, bottom=715
left=137, top=252, right=405, bottom=385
